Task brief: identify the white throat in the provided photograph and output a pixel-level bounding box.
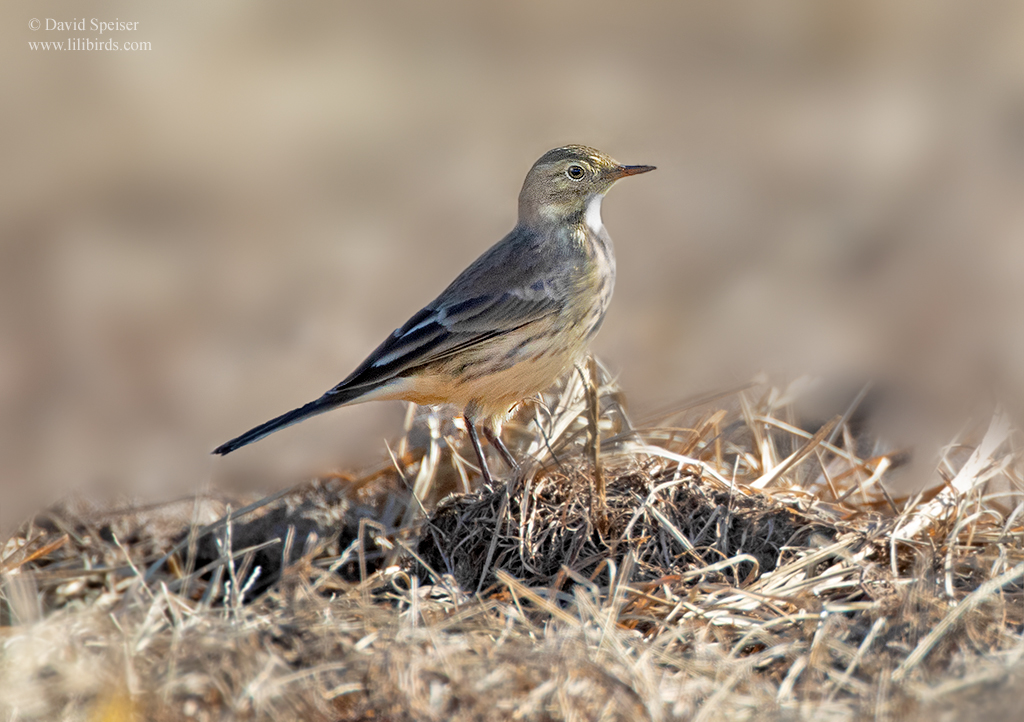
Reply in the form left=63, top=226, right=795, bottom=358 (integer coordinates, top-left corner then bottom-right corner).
left=584, top=195, right=605, bottom=234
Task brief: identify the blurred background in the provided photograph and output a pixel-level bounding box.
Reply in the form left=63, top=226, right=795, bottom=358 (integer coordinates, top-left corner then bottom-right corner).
left=3, top=0, right=1024, bottom=535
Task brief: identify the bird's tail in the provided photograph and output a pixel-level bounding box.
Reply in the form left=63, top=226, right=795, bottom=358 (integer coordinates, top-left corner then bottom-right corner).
left=212, top=385, right=369, bottom=456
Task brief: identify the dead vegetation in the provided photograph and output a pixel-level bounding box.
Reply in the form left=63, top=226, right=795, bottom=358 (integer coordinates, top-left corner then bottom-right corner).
left=2, top=363, right=1023, bottom=721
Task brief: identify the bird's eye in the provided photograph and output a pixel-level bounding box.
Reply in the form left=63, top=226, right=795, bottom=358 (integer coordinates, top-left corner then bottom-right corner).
left=566, top=164, right=586, bottom=180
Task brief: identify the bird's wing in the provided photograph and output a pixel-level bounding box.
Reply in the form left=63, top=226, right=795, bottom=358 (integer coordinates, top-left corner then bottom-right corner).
left=327, top=283, right=563, bottom=395
left=325, top=216, right=589, bottom=396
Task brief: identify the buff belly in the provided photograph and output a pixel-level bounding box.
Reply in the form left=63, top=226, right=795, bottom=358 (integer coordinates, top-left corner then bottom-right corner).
left=359, top=318, right=590, bottom=422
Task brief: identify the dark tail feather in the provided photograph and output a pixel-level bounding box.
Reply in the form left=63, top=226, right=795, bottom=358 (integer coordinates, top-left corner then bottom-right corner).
left=213, top=386, right=367, bottom=456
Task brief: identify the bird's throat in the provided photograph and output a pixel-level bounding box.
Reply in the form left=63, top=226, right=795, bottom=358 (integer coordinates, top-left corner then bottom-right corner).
left=584, top=195, right=605, bottom=235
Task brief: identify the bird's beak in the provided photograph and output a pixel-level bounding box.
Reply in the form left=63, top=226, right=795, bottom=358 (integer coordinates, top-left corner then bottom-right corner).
left=609, top=164, right=656, bottom=180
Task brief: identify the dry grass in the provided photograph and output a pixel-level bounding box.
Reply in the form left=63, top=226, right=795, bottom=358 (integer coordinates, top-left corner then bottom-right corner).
left=2, top=363, right=1023, bottom=721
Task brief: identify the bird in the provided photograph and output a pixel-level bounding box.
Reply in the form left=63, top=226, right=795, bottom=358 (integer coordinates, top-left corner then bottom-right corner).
left=213, top=145, right=654, bottom=484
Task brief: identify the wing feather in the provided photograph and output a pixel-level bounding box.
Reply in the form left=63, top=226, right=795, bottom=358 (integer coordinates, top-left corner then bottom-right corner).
left=322, top=224, right=576, bottom=397
left=328, top=289, right=561, bottom=394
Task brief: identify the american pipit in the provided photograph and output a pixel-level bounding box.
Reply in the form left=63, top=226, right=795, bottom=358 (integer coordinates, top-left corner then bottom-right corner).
left=214, top=145, right=654, bottom=483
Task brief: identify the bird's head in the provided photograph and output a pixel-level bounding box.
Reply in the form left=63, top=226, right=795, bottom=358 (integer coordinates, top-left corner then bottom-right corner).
left=518, top=145, right=654, bottom=228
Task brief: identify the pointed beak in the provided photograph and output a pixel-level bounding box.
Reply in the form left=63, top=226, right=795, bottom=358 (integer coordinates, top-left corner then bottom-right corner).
left=608, top=164, right=656, bottom=180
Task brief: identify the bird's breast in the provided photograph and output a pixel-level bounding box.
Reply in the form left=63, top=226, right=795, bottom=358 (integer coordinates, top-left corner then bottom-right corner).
left=570, top=223, right=616, bottom=340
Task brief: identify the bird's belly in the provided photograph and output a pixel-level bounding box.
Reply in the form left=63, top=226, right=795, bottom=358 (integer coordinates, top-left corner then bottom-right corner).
left=379, top=319, right=591, bottom=419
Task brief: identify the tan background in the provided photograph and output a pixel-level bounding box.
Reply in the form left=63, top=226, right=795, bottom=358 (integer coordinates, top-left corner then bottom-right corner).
left=3, top=0, right=1024, bottom=534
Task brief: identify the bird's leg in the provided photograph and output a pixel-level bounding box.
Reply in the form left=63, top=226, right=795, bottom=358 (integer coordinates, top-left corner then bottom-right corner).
left=483, top=426, right=519, bottom=473
left=465, top=417, right=495, bottom=485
